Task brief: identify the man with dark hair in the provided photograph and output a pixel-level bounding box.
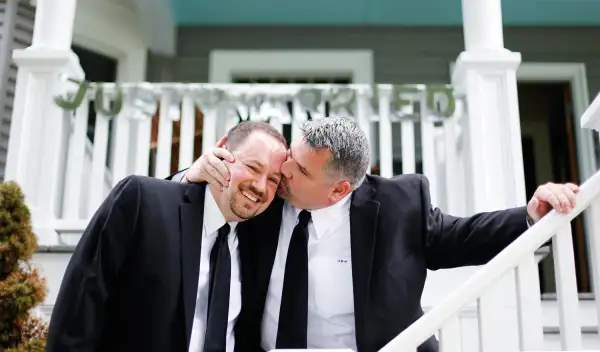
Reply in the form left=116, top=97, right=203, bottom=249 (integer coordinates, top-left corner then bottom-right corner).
left=46, top=121, right=288, bottom=352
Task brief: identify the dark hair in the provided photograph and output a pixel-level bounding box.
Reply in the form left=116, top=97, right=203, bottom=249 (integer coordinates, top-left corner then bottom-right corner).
left=226, top=121, right=288, bottom=151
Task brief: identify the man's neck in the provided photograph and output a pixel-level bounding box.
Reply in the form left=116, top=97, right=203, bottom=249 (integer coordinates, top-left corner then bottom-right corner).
left=209, top=184, right=239, bottom=222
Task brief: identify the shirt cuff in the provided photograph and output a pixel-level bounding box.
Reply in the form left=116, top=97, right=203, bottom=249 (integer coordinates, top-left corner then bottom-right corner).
left=526, top=214, right=536, bottom=227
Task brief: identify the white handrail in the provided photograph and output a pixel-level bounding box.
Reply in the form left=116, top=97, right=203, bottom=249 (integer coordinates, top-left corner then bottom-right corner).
left=379, top=170, right=600, bottom=351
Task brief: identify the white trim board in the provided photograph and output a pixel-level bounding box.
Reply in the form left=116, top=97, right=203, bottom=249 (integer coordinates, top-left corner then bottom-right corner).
left=72, top=0, right=148, bottom=82
left=209, top=50, right=374, bottom=83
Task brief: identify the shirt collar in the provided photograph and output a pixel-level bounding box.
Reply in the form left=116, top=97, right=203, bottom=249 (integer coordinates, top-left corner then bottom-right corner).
left=204, top=187, right=238, bottom=236
left=284, top=192, right=353, bottom=239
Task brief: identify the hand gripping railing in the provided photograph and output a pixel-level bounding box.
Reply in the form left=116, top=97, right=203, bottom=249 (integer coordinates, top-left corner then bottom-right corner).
left=379, top=170, right=600, bottom=352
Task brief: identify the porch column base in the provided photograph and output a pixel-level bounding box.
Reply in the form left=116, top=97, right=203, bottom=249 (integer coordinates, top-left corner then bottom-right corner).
left=452, top=49, right=527, bottom=213
left=5, top=47, right=83, bottom=246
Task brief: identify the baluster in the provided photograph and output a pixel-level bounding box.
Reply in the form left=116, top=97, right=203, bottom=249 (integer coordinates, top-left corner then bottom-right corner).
left=62, top=96, right=89, bottom=219
left=444, top=117, right=460, bottom=214
left=378, top=85, right=393, bottom=178
left=292, top=97, right=306, bottom=142
left=515, top=253, right=544, bottom=350
left=355, top=86, right=372, bottom=173
left=202, top=107, right=219, bottom=154
left=553, top=223, right=583, bottom=349
left=587, top=198, right=600, bottom=345
left=477, top=292, right=505, bottom=352
left=420, top=94, right=438, bottom=206
left=439, top=316, right=462, bottom=352
left=155, top=92, right=175, bottom=178
left=111, top=112, right=130, bottom=186
left=88, top=112, right=110, bottom=216
left=132, top=116, right=152, bottom=176
left=179, top=95, right=196, bottom=170
left=401, top=120, right=416, bottom=174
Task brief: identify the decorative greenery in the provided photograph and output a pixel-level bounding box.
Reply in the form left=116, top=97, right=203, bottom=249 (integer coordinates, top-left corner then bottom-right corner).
left=54, top=77, right=123, bottom=117
left=0, top=182, right=48, bottom=351
left=52, top=77, right=457, bottom=119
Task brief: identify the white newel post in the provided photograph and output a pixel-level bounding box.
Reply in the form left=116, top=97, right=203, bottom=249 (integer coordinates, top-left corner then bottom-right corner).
left=4, top=0, right=83, bottom=246
left=451, top=0, right=531, bottom=351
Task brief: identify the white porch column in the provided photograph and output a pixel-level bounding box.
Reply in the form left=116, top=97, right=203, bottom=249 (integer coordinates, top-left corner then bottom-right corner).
left=5, top=0, right=83, bottom=246
left=452, top=0, right=529, bottom=351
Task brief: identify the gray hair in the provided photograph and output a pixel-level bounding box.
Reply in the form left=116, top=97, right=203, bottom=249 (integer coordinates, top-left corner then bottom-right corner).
left=300, top=117, right=370, bottom=189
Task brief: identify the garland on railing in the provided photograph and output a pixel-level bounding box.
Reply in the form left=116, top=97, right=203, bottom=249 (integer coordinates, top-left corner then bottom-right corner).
left=53, top=76, right=461, bottom=122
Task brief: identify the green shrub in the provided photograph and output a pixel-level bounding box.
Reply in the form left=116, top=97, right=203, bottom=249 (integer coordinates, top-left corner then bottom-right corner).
left=0, top=182, right=48, bottom=351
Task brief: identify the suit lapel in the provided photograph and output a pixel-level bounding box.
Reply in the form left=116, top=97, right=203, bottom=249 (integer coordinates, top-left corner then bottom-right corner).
left=179, top=183, right=207, bottom=349
left=349, top=179, right=380, bottom=351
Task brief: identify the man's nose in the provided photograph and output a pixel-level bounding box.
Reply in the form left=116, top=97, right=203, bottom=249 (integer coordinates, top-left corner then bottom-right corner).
left=281, top=160, right=293, bottom=178
left=255, top=175, right=267, bottom=192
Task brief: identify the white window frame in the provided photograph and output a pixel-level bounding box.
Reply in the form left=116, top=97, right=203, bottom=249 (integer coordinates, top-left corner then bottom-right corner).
left=209, top=50, right=374, bottom=84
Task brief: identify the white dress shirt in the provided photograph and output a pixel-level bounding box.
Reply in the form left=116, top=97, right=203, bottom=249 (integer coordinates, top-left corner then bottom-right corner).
left=261, top=193, right=357, bottom=351
left=188, top=190, right=241, bottom=352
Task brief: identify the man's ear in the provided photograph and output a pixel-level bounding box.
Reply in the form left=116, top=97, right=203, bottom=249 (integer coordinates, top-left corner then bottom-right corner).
left=216, top=135, right=227, bottom=148
left=330, top=180, right=352, bottom=203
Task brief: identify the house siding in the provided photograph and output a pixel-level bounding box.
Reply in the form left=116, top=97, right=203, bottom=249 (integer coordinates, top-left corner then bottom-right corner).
left=147, top=26, right=600, bottom=99
left=0, top=1, right=34, bottom=180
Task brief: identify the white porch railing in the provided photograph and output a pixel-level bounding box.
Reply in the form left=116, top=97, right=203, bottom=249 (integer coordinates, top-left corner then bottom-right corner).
left=380, top=150, right=600, bottom=350
left=54, top=83, right=465, bottom=242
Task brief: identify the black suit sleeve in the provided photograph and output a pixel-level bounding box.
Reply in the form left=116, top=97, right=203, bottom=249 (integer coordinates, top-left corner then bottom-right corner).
left=46, top=176, right=142, bottom=351
left=419, top=175, right=528, bottom=270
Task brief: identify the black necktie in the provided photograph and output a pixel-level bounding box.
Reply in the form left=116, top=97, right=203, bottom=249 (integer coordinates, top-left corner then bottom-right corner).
left=204, top=223, right=231, bottom=352
left=276, top=210, right=311, bottom=348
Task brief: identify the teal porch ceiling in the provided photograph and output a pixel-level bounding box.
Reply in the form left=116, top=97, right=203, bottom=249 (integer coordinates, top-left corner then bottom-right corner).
left=171, top=0, right=600, bottom=26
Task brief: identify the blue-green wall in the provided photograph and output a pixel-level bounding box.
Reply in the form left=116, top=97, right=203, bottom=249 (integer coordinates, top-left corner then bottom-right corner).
left=171, top=0, right=600, bottom=26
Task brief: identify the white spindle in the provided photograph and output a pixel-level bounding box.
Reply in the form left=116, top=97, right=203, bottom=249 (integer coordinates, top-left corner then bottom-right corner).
left=316, top=100, right=326, bottom=119
left=587, top=198, right=600, bottom=344
left=179, top=95, right=196, bottom=170
left=292, top=97, right=306, bottom=141
left=134, top=118, right=152, bottom=176
left=111, top=113, right=130, bottom=185
left=88, top=113, right=110, bottom=215
left=62, top=98, right=89, bottom=219
left=378, top=85, right=393, bottom=177
left=202, top=108, right=218, bottom=153
left=434, top=128, right=448, bottom=211
left=439, top=316, right=462, bottom=352
left=515, top=253, right=544, bottom=350
left=355, top=88, right=371, bottom=173
left=269, top=116, right=283, bottom=134
left=553, top=223, right=583, bottom=349
left=155, top=93, right=174, bottom=178
left=401, top=121, right=416, bottom=174
left=420, top=119, right=437, bottom=205
left=477, top=292, right=505, bottom=352
left=444, top=118, right=460, bottom=214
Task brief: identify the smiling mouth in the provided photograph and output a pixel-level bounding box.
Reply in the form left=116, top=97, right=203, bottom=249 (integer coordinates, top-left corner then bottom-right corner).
left=241, top=190, right=259, bottom=203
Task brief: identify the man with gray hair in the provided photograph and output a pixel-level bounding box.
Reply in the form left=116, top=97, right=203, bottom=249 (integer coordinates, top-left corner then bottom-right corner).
left=176, top=116, right=577, bottom=352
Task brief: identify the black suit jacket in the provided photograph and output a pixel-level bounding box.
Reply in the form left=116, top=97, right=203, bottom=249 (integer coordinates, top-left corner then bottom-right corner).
left=237, top=173, right=529, bottom=352
left=46, top=175, right=255, bottom=352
